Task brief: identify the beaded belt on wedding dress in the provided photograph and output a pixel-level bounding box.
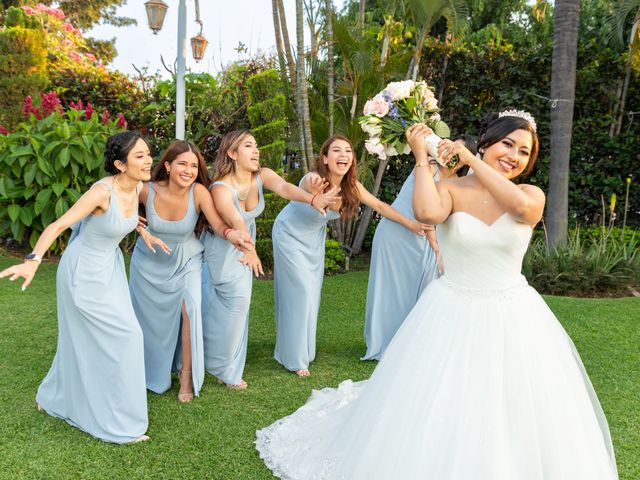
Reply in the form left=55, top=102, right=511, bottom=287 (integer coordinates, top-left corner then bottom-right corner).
left=440, top=277, right=530, bottom=300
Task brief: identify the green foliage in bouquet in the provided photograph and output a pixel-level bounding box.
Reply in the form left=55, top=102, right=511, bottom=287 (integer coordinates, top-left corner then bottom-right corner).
left=0, top=105, right=124, bottom=253
left=246, top=69, right=287, bottom=170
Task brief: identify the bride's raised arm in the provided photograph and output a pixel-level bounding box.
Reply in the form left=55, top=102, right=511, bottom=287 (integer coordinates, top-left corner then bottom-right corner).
left=406, top=124, right=454, bottom=225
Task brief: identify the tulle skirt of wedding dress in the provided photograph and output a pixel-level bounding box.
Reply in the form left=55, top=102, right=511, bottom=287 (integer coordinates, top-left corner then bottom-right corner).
left=256, top=278, right=618, bottom=480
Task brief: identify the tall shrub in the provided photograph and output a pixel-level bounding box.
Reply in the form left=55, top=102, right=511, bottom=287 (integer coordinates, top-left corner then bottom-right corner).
left=247, top=69, right=287, bottom=170
left=0, top=7, right=48, bottom=129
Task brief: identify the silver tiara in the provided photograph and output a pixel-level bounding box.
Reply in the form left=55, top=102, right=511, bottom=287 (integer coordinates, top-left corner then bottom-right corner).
left=498, top=109, right=537, bottom=132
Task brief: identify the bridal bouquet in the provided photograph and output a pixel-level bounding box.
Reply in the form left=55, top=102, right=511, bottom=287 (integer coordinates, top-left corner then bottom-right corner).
left=359, top=80, right=457, bottom=168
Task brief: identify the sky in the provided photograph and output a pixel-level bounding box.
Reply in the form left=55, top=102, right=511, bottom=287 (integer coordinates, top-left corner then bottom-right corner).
left=89, top=0, right=347, bottom=77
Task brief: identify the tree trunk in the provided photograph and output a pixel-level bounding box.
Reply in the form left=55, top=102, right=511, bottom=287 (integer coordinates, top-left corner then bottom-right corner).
left=614, top=13, right=640, bottom=136
left=296, top=0, right=315, bottom=170
left=359, top=0, right=365, bottom=34
left=326, top=0, right=335, bottom=137
left=407, top=28, right=429, bottom=81
left=277, top=0, right=297, bottom=92
left=271, top=0, right=288, bottom=87
left=350, top=156, right=390, bottom=254
left=547, top=0, right=580, bottom=247
left=380, top=25, right=390, bottom=68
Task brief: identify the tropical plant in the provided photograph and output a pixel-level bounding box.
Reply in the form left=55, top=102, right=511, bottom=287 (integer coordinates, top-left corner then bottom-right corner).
left=523, top=229, right=639, bottom=296
left=0, top=94, right=125, bottom=252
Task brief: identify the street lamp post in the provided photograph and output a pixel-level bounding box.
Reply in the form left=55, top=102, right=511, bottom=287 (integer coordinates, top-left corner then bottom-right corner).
left=144, top=0, right=207, bottom=141
left=175, top=0, right=187, bottom=140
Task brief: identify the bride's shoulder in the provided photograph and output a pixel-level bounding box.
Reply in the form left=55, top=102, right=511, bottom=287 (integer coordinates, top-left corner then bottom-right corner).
left=439, top=175, right=474, bottom=190
left=518, top=183, right=546, bottom=200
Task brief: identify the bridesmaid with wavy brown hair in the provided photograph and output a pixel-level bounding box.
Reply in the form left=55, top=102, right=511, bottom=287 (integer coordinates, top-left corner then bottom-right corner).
left=201, top=129, right=338, bottom=390
left=272, top=135, right=432, bottom=377
left=129, top=140, right=252, bottom=403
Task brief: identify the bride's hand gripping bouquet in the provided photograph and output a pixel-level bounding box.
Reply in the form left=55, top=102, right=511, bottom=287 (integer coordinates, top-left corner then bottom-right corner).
left=359, top=80, right=459, bottom=169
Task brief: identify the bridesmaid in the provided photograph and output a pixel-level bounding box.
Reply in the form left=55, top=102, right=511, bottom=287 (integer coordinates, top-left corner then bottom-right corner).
left=0, top=131, right=167, bottom=443
left=129, top=140, right=253, bottom=403
left=202, top=129, right=338, bottom=390
left=362, top=134, right=477, bottom=360
left=273, top=135, right=432, bottom=376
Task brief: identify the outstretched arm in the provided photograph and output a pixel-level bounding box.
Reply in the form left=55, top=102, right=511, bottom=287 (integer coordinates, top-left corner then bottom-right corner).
left=357, top=182, right=432, bottom=237
left=261, top=168, right=340, bottom=215
left=0, top=183, right=111, bottom=290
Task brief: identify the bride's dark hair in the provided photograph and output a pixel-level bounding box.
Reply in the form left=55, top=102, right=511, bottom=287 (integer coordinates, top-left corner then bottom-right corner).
left=477, top=111, right=539, bottom=177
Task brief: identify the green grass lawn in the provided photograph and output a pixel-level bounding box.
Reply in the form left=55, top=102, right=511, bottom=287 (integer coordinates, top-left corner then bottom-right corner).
left=1, top=255, right=638, bottom=479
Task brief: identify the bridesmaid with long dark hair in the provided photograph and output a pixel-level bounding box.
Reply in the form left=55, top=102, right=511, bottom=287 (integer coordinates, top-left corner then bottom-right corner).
left=0, top=131, right=166, bottom=443
left=129, top=140, right=253, bottom=403
left=273, top=135, right=432, bottom=377
left=202, top=129, right=338, bottom=390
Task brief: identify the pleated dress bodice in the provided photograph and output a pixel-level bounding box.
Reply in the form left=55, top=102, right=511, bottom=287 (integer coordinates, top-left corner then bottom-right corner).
left=436, top=211, right=532, bottom=291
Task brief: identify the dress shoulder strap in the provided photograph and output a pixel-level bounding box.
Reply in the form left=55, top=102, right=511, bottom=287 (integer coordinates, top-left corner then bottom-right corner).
left=94, top=179, right=113, bottom=192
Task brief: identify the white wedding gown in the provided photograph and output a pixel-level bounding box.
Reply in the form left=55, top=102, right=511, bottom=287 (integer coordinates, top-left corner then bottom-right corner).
left=256, top=212, right=618, bottom=480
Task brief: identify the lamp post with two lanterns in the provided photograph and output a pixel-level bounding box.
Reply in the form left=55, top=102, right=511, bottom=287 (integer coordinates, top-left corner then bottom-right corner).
left=144, top=0, right=208, bottom=140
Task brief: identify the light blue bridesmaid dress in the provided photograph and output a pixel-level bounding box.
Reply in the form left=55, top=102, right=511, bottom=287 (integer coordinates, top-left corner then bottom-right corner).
left=362, top=169, right=439, bottom=361
left=36, top=180, right=148, bottom=443
left=201, top=175, right=264, bottom=385
left=272, top=186, right=341, bottom=372
left=129, top=182, right=205, bottom=396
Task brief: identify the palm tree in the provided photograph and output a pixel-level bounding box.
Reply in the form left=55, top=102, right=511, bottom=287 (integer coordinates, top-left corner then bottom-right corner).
left=404, top=0, right=467, bottom=81
left=546, top=0, right=581, bottom=247
left=326, top=0, right=335, bottom=136
left=277, top=0, right=297, bottom=92
left=297, top=0, right=315, bottom=170
left=271, top=0, right=288, bottom=87
left=605, top=0, right=640, bottom=136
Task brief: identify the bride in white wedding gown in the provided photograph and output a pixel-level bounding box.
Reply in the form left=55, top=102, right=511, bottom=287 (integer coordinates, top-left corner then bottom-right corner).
left=255, top=111, right=618, bottom=480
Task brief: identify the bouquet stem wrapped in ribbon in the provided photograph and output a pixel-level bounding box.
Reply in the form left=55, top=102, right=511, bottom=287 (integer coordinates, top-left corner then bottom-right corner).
left=359, top=80, right=459, bottom=169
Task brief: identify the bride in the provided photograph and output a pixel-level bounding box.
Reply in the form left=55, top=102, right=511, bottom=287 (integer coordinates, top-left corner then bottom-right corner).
left=255, top=110, right=618, bottom=480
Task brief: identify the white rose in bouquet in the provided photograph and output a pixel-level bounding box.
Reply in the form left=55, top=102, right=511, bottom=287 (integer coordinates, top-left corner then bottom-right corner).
left=384, top=80, right=414, bottom=101
left=365, top=137, right=387, bottom=160
left=363, top=95, right=391, bottom=117
left=384, top=143, right=398, bottom=157
left=361, top=118, right=383, bottom=137
left=426, top=97, right=439, bottom=111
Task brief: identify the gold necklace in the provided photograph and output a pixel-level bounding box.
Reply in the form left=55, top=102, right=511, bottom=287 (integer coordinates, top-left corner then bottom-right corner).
left=232, top=175, right=251, bottom=201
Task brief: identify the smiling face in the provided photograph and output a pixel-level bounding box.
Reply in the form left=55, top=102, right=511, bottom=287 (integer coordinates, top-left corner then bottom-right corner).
left=481, top=128, right=533, bottom=180
left=165, top=150, right=199, bottom=188
left=116, top=138, right=153, bottom=181
left=322, top=138, right=354, bottom=177
left=229, top=134, right=260, bottom=173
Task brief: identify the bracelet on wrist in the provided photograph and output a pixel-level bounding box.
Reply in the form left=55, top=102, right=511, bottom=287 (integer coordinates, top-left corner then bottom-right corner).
left=223, top=227, right=233, bottom=239
left=310, top=194, right=318, bottom=207
left=415, top=162, right=430, bottom=168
